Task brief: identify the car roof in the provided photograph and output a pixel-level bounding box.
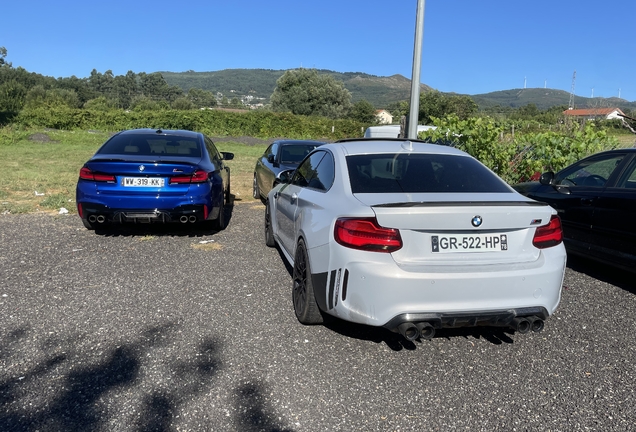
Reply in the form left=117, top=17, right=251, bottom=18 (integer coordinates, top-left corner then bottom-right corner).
left=327, top=138, right=469, bottom=157
left=116, top=128, right=203, bottom=139
left=274, top=139, right=326, bottom=146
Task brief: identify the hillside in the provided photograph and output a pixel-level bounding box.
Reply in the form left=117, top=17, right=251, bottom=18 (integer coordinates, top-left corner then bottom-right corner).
left=160, top=69, right=431, bottom=108
left=160, top=68, right=636, bottom=111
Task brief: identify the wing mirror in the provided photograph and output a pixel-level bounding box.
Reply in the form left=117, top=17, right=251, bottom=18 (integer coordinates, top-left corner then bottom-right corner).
left=221, top=152, right=234, bottom=161
left=276, top=169, right=294, bottom=185
left=539, top=172, right=554, bottom=185
left=267, top=154, right=275, bottom=164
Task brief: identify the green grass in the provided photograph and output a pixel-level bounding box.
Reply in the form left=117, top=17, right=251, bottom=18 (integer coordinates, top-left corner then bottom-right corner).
left=0, top=127, right=267, bottom=214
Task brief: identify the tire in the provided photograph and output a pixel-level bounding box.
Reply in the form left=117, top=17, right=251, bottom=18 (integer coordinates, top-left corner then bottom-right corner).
left=225, top=179, right=232, bottom=205
left=252, top=175, right=260, bottom=200
left=264, top=200, right=275, bottom=247
left=292, top=239, right=323, bottom=324
left=213, top=199, right=226, bottom=230
left=81, top=218, right=95, bottom=230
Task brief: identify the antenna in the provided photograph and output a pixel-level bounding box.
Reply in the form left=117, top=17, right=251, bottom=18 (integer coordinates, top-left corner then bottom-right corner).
left=619, top=88, right=621, bottom=98
left=591, top=88, right=594, bottom=98
left=568, top=70, right=576, bottom=110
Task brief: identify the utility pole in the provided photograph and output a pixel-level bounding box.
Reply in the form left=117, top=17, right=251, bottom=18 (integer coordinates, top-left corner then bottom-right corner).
left=568, top=70, right=576, bottom=110
left=407, top=0, right=426, bottom=139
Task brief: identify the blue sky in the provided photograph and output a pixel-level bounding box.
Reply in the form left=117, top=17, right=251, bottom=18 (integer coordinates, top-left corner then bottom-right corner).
left=3, top=0, right=635, bottom=102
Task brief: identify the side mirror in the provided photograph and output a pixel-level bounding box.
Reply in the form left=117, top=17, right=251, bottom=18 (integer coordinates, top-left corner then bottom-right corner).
left=221, top=152, right=234, bottom=161
left=539, top=172, right=554, bottom=185
left=277, top=169, right=294, bottom=185
left=267, top=154, right=275, bottom=164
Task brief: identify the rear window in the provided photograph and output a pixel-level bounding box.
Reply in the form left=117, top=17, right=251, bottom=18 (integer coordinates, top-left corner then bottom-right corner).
left=98, top=135, right=202, bottom=157
left=346, top=153, right=510, bottom=193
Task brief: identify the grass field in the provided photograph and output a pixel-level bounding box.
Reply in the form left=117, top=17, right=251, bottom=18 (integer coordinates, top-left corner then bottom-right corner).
left=0, top=128, right=267, bottom=215
left=1, top=127, right=633, bottom=215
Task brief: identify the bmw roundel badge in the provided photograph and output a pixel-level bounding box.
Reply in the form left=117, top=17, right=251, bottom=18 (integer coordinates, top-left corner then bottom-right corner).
left=139, top=165, right=145, bottom=172
left=471, top=215, right=482, bottom=227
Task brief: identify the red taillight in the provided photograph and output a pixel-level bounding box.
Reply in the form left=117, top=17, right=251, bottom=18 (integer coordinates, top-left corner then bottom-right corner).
left=532, top=215, right=563, bottom=249
left=79, top=167, right=115, bottom=182
left=334, top=217, right=402, bottom=253
left=170, top=170, right=208, bottom=184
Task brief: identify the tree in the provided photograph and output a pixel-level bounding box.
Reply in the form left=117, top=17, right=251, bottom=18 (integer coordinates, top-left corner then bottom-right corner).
left=416, top=90, right=477, bottom=124
left=348, top=99, right=377, bottom=123
left=0, top=46, right=8, bottom=67
left=270, top=69, right=352, bottom=119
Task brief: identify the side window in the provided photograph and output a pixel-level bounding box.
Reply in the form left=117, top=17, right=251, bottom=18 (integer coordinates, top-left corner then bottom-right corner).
left=616, top=159, right=636, bottom=189
left=307, top=151, right=335, bottom=191
left=262, top=144, right=273, bottom=158
left=292, top=151, right=325, bottom=188
left=204, top=137, right=221, bottom=162
left=269, top=143, right=279, bottom=162
left=556, top=154, right=624, bottom=188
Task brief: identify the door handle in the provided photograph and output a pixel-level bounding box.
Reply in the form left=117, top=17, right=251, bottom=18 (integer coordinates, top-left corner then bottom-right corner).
left=291, top=193, right=298, bottom=202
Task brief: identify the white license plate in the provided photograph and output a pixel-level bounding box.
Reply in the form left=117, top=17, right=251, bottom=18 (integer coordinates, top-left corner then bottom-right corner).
left=122, top=177, right=165, bottom=187
left=431, top=234, right=508, bottom=253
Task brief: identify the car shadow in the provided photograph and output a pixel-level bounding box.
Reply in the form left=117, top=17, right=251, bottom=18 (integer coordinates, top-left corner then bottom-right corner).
left=323, top=315, right=519, bottom=351
left=566, top=254, right=636, bottom=294
left=91, top=197, right=235, bottom=238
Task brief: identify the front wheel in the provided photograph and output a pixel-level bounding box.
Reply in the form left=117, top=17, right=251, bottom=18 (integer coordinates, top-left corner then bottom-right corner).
left=292, top=239, right=323, bottom=324
left=253, top=175, right=260, bottom=200
left=264, top=200, right=275, bottom=247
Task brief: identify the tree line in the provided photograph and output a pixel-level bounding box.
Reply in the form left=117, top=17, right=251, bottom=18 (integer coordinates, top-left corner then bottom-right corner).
left=1, top=46, right=634, bottom=132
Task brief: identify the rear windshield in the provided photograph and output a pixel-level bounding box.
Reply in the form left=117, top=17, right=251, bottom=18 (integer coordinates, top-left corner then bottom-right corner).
left=346, top=153, right=511, bottom=193
left=98, top=135, right=202, bottom=158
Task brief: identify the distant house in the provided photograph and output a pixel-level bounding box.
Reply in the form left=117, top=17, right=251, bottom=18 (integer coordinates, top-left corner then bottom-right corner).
left=563, top=107, right=625, bottom=121
left=375, top=109, right=393, bottom=125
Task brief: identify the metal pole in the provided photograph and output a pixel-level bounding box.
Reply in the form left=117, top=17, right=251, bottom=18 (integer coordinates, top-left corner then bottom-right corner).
left=407, top=0, right=425, bottom=139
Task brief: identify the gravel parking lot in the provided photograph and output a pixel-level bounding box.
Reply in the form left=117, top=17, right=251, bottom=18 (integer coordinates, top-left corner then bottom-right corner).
left=1, top=202, right=635, bottom=431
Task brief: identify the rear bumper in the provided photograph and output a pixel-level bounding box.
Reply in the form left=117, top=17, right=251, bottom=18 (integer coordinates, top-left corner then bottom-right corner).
left=315, top=244, right=566, bottom=329
left=78, top=202, right=210, bottom=224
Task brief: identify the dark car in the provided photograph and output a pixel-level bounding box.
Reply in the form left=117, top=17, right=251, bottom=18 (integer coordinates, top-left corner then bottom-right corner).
left=76, top=128, right=233, bottom=230
left=253, top=139, right=325, bottom=202
left=513, top=148, right=636, bottom=272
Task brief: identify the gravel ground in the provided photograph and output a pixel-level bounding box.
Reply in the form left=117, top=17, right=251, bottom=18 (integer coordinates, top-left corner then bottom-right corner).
left=1, top=203, right=635, bottom=432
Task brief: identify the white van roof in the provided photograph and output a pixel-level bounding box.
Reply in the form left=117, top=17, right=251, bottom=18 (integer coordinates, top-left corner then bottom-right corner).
left=363, top=125, right=436, bottom=138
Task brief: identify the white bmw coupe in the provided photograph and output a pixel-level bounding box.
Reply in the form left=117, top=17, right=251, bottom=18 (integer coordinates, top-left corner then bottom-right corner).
left=265, top=138, right=566, bottom=341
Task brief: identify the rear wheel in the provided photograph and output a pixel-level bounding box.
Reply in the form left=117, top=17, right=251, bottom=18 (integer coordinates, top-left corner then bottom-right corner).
left=264, top=200, right=275, bottom=247
left=292, top=239, right=323, bottom=324
left=81, top=218, right=95, bottom=230
left=213, top=199, right=226, bottom=230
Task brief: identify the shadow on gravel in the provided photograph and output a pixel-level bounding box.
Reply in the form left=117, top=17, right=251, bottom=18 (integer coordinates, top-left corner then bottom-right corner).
left=90, top=201, right=235, bottom=238
left=567, top=255, right=635, bottom=294
left=233, top=381, right=295, bottom=432
left=0, top=321, right=288, bottom=431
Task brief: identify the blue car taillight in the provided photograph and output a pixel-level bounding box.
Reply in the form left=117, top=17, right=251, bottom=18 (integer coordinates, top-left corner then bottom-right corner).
left=169, top=169, right=208, bottom=184
left=79, top=167, right=115, bottom=182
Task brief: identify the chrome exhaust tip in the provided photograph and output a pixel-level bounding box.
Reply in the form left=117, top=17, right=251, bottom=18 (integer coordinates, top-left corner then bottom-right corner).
left=96, top=215, right=105, bottom=223
left=180, top=216, right=188, bottom=223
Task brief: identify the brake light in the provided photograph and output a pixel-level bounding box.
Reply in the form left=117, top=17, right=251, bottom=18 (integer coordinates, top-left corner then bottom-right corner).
left=170, top=170, right=208, bottom=184
left=532, top=215, right=563, bottom=249
left=79, top=167, right=115, bottom=182
left=334, top=217, right=402, bottom=253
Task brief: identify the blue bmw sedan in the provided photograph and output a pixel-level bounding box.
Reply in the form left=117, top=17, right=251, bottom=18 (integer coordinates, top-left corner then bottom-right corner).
left=76, top=129, right=233, bottom=230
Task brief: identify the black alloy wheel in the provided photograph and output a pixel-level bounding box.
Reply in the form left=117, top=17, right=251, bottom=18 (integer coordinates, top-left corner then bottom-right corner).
left=292, top=239, right=323, bottom=324
left=253, top=175, right=260, bottom=200
left=264, top=201, right=275, bottom=247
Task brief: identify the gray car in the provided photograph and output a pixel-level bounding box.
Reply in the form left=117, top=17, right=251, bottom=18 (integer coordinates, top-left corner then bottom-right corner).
left=253, top=139, right=325, bottom=202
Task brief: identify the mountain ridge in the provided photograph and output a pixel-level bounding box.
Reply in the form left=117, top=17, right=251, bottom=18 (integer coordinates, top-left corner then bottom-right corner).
left=160, top=68, right=636, bottom=111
